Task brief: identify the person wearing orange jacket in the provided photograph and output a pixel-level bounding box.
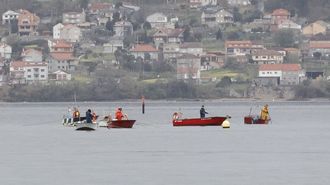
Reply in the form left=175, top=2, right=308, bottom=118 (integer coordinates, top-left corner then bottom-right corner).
left=115, top=108, right=127, bottom=120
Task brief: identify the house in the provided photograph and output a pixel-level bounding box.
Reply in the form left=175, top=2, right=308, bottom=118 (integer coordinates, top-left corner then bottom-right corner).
left=179, top=42, right=204, bottom=56
left=48, top=52, right=77, bottom=72
left=21, top=48, right=43, bottom=62
left=10, top=61, right=48, bottom=84
left=259, top=64, right=305, bottom=85
left=308, top=40, right=330, bottom=58
left=152, top=28, right=185, bottom=48
left=189, top=0, right=217, bottom=8
left=284, top=48, right=302, bottom=63
left=88, top=2, right=113, bottom=15
left=176, top=54, right=201, bottom=84
left=278, top=20, right=301, bottom=31
left=163, top=43, right=180, bottom=60
left=201, top=51, right=225, bottom=70
left=0, top=42, right=12, bottom=59
left=227, top=0, right=251, bottom=6
left=146, top=13, right=170, bottom=29
left=53, top=23, right=64, bottom=39
left=130, top=44, right=159, bottom=60
left=17, top=9, right=40, bottom=36
left=63, top=11, right=86, bottom=24
left=59, top=24, right=82, bottom=42
left=251, top=49, right=284, bottom=64
left=201, top=6, right=234, bottom=27
left=113, top=21, right=133, bottom=37
left=302, top=20, right=330, bottom=36
left=2, top=10, right=19, bottom=24
left=48, top=70, right=72, bottom=81
left=271, top=8, right=290, bottom=31
left=225, top=40, right=252, bottom=56
left=103, top=39, right=124, bottom=53
left=48, top=39, right=74, bottom=53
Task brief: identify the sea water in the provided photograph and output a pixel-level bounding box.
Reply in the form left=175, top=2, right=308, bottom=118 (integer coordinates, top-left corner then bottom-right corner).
left=0, top=100, right=330, bottom=185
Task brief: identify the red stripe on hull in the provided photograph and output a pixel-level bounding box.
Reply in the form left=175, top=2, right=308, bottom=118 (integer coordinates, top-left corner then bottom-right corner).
left=108, top=120, right=136, bottom=128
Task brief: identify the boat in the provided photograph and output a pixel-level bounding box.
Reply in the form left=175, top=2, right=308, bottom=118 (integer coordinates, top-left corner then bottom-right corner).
left=107, top=119, right=136, bottom=128
left=75, top=122, right=97, bottom=131
left=244, top=115, right=270, bottom=124
left=173, top=117, right=227, bottom=126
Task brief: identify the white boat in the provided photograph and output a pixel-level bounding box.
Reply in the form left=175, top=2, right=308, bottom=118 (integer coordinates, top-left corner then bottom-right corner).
left=75, top=121, right=97, bottom=131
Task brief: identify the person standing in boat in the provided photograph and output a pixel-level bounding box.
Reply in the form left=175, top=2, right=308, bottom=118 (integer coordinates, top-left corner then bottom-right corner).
left=260, top=104, right=269, bottom=121
left=73, top=107, right=80, bottom=122
left=86, top=109, right=93, bottom=123
left=200, top=105, right=208, bottom=118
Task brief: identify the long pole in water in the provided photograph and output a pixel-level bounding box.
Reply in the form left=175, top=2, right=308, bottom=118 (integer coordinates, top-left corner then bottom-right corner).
left=142, top=96, right=145, bottom=114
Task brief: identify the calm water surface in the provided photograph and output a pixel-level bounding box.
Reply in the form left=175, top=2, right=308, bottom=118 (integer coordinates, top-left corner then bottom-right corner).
left=0, top=100, right=330, bottom=185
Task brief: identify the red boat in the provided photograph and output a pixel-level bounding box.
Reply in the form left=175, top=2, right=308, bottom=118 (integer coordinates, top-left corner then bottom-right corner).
left=244, top=115, right=270, bottom=124
left=107, top=120, right=136, bottom=128
left=173, top=117, right=227, bottom=126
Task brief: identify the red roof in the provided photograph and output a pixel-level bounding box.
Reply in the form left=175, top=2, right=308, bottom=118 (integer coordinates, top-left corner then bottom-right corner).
left=130, top=44, right=158, bottom=52
left=259, top=64, right=301, bottom=71
left=50, top=52, right=74, bottom=60
left=272, top=9, right=290, bottom=16
left=89, top=2, right=112, bottom=12
left=11, top=61, right=47, bottom=68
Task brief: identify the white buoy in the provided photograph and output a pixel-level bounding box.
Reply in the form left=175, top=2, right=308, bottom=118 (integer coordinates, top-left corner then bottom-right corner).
left=222, top=116, right=231, bottom=128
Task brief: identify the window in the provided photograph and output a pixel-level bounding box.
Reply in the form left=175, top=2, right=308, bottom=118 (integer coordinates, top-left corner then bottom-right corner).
left=27, top=75, right=31, bottom=78
left=41, top=69, right=45, bottom=72
left=27, top=69, right=31, bottom=72
left=41, top=75, right=45, bottom=78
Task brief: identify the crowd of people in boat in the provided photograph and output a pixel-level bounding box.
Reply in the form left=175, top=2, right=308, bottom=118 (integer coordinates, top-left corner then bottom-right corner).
left=68, top=107, right=129, bottom=124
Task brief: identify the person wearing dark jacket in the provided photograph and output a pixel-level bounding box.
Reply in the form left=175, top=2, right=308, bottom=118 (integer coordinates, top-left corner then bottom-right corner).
left=86, top=109, right=93, bottom=123
left=200, top=105, right=208, bottom=118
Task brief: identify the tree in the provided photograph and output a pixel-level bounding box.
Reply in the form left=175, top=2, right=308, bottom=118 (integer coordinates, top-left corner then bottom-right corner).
left=233, top=7, right=242, bottom=22
left=79, top=0, right=89, bottom=9
left=273, top=30, right=295, bottom=47
left=313, top=52, right=322, bottom=60
left=183, top=26, right=191, bottom=42
left=143, top=21, right=152, bottom=30
left=216, top=28, right=223, bottom=40
left=113, top=12, right=121, bottom=22
left=105, top=20, right=114, bottom=32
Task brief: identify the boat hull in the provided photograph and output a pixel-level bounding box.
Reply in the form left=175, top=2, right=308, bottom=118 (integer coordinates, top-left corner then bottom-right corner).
left=244, top=116, right=270, bottom=124
left=107, top=120, right=136, bottom=128
left=75, top=122, right=96, bottom=131
left=173, top=117, right=227, bottom=126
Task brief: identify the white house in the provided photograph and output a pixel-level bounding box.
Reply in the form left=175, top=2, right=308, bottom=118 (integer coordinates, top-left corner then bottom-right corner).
left=63, top=11, right=86, bottom=24
left=146, top=13, right=169, bottom=29
left=113, top=21, right=133, bottom=37
left=201, top=7, right=234, bottom=27
left=2, top=10, right=19, bottom=24
left=278, top=20, right=301, bottom=31
left=56, top=24, right=81, bottom=42
left=130, top=44, right=159, bottom=60
left=49, top=70, right=72, bottom=81
left=259, top=64, right=305, bottom=85
left=251, top=49, right=284, bottom=64
left=10, top=61, right=48, bottom=84
left=53, top=23, right=64, bottom=39
left=227, top=0, right=251, bottom=6
left=189, top=0, right=217, bottom=8
left=0, top=43, right=12, bottom=59
left=21, top=48, right=43, bottom=62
